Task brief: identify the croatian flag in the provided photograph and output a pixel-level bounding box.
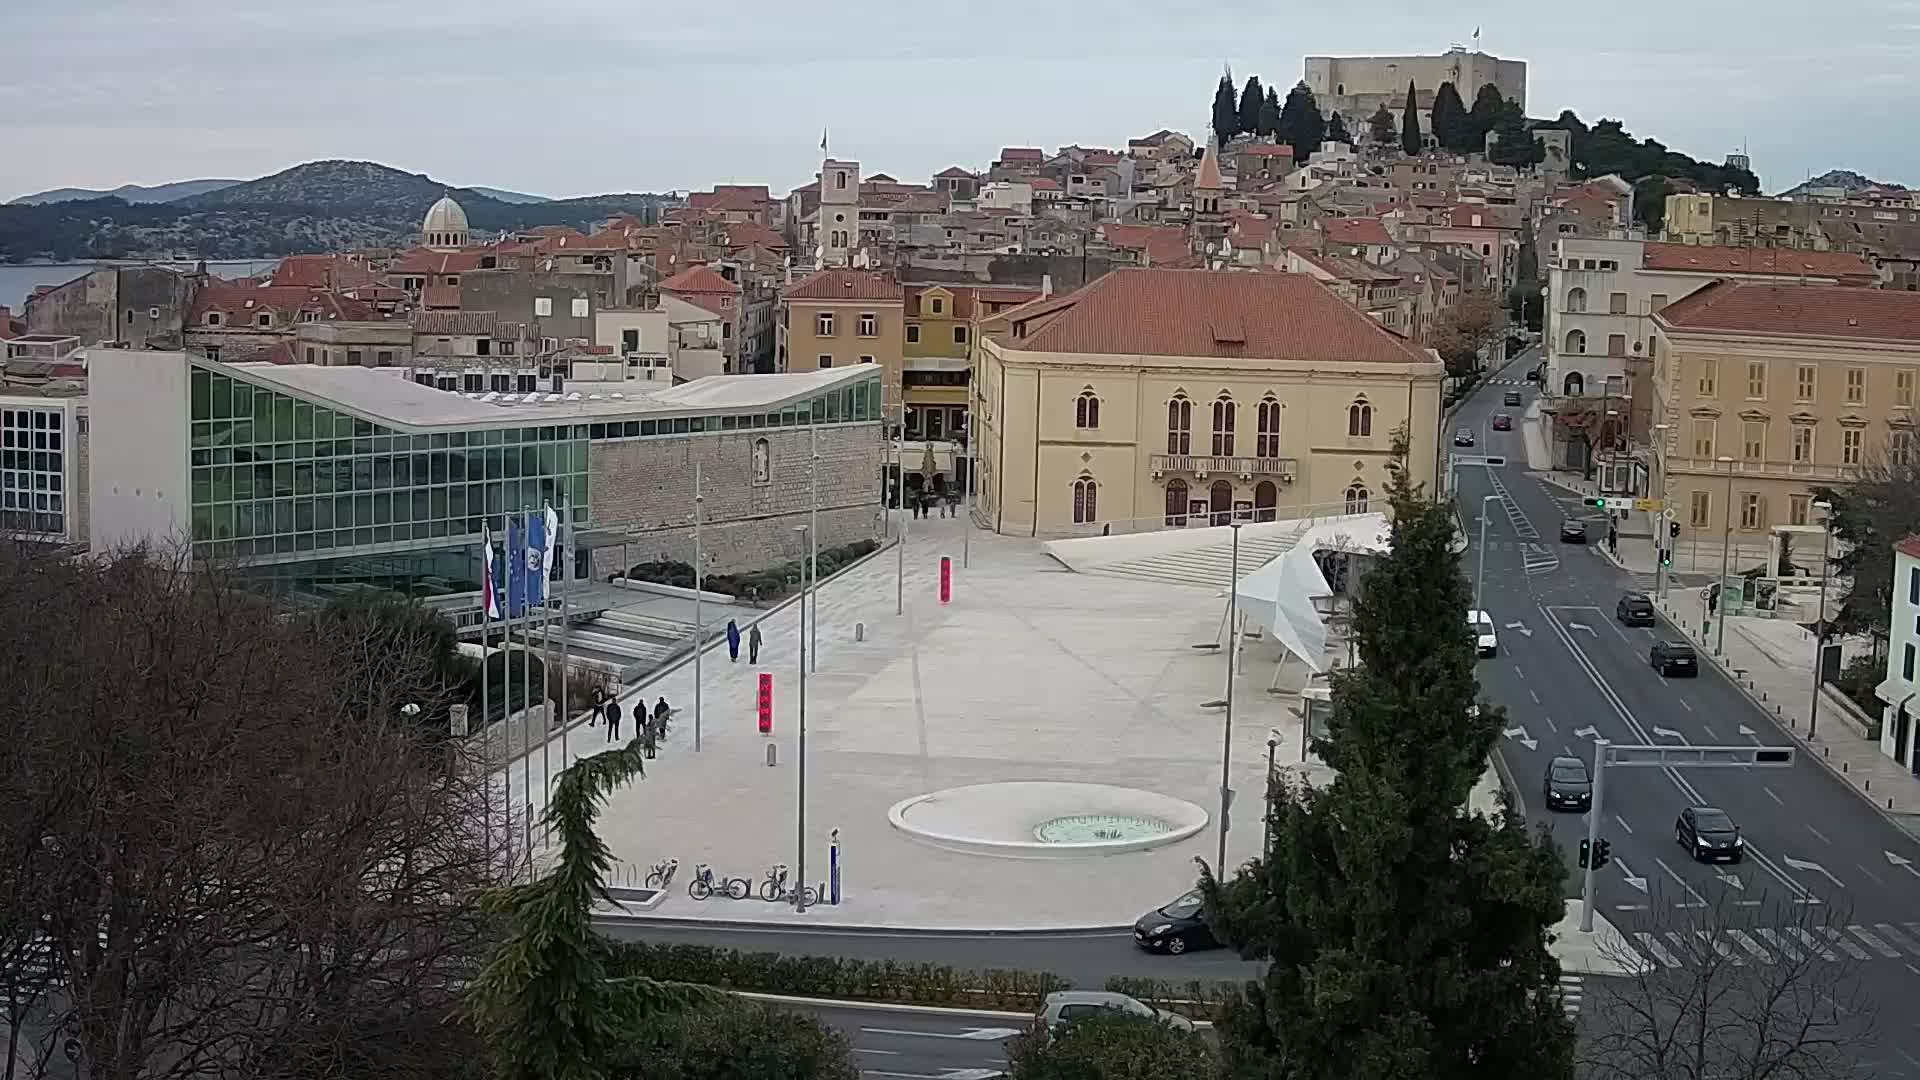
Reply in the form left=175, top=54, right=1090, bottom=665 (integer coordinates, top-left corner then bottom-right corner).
left=481, top=524, right=500, bottom=619
left=524, top=510, right=548, bottom=610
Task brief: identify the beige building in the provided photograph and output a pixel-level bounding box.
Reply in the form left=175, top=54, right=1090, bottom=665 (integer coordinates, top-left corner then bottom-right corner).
left=974, top=268, right=1445, bottom=536
left=1652, top=282, right=1920, bottom=543
left=1662, top=193, right=1830, bottom=251
left=777, top=269, right=906, bottom=410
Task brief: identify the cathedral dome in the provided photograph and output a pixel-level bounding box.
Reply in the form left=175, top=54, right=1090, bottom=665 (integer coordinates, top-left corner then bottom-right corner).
left=422, top=196, right=470, bottom=248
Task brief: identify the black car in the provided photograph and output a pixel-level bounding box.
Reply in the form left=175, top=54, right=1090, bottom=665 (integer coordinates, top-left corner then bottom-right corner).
left=1491, top=413, right=1513, bottom=431
left=1504, top=390, right=1523, bottom=406
left=1542, top=755, right=1592, bottom=812
left=1454, top=429, right=1476, bottom=447
left=1651, top=639, right=1698, bottom=676
left=1559, top=520, right=1587, bottom=544
left=1616, top=592, right=1656, bottom=626
left=1676, top=806, right=1743, bottom=863
left=1133, top=889, right=1219, bottom=955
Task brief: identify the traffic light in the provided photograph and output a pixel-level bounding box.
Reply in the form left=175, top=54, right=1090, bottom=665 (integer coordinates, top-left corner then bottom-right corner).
left=1592, top=839, right=1612, bottom=870
left=1660, top=548, right=1673, bottom=567
left=1577, top=838, right=1591, bottom=868
left=1669, top=520, right=1681, bottom=539
left=1584, top=497, right=1608, bottom=508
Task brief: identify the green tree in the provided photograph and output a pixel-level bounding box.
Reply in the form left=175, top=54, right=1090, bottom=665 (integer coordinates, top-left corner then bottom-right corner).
left=1399, top=81, right=1422, bottom=156
left=614, top=1000, right=857, bottom=1080
left=1325, top=110, right=1351, bottom=145
left=1201, top=435, right=1576, bottom=1080
left=1367, top=103, right=1397, bottom=146
left=1277, top=81, right=1326, bottom=163
left=1213, top=72, right=1241, bottom=142
left=1430, top=81, right=1469, bottom=153
left=1008, top=1013, right=1219, bottom=1080
left=1259, top=86, right=1283, bottom=138
left=1467, top=83, right=1508, bottom=152
left=1815, top=456, right=1920, bottom=644
left=1238, top=75, right=1266, bottom=142
left=1488, top=103, right=1544, bottom=168
left=1633, top=175, right=1675, bottom=234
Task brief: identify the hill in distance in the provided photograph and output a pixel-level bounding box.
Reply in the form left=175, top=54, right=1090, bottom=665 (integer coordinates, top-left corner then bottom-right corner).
left=1777, top=169, right=1909, bottom=197
left=468, top=186, right=551, bottom=204
left=10, top=179, right=243, bottom=206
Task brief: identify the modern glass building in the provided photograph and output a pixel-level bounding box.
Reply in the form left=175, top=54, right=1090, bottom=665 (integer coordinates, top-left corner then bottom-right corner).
left=90, top=350, right=885, bottom=604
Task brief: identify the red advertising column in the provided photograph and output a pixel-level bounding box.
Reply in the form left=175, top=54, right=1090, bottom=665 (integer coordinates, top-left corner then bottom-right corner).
left=939, top=556, right=952, bottom=604
left=757, top=673, right=774, bottom=734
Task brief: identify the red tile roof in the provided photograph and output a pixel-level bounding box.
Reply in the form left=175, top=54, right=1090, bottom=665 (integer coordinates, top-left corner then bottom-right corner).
left=783, top=269, right=903, bottom=302
left=936, top=166, right=976, bottom=179
left=1641, top=243, right=1877, bottom=283
left=1195, top=143, right=1224, bottom=190
left=421, top=284, right=461, bottom=309
left=1656, top=280, right=1920, bottom=343
left=386, top=248, right=489, bottom=275
left=1030, top=178, right=1061, bottom=192
left=1100, top=223, right=1191, bottom=266
left=998, top=147, right=1044, bottom=162
left=1237, top=143, right=1296, bottom=158
left=1324, top=217, right=1392, bottom=247
left=658, top=264, right=740, bottom=295
left=414, top=310, right=499, bottom=336
left=721, top=221, right=787, bottom=251
left=269, top=254, right=376, bottom=290
left=190, top=281, right=376, bottom=323
left=1001, top=269, right=1432, bottom=363
left=1895, top=536, right=1920, bottom=561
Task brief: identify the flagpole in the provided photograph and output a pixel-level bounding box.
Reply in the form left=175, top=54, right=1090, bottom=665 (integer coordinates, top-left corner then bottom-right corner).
left=559, top=499, right=571, bottom=779
left=693, top=464, right=704, bottom=753
left=518, top=510, right=533, bottom=871
left=480, top=522, right=495, bottom=868
left=539, top=506, right=553, bottom=849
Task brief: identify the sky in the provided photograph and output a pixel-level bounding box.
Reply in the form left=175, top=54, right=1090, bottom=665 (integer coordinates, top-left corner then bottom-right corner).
left=4, top=0, right=1917, bottom=202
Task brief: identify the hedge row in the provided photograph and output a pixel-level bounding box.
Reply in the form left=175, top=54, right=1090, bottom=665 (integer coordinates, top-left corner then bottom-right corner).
left=1102, top=976, right=1242, bottom=1021
left=607, top=941, right=1068, bottom=1011
left=623, top=540, right=881, bottom=605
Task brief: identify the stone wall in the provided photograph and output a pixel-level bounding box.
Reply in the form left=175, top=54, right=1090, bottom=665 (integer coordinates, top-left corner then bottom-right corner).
left=586, top=422, right=884, bottom=579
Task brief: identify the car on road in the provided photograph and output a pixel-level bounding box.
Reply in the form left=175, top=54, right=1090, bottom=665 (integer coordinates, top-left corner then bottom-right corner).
left=1469, top=610, right=1499, bottom=657
left=1034, top=991, right=1196, bottom=1035
left=1542, top=755, right=1592, bottom=812
left=1616, top=592, right=1657, bottom=627
left=1454, top=429, right=1476, bottom=447
left=1491, top=413, right=1513, bottom=431
left=1676, top=806, right=1744, bottom=863
left=1504, top=390, right=1523, bottom=406
left=1559, top=520, right=1587, bottom=544
left=1650, top=639, right=1698, bottom=677
left=1132, top=889, right=1219, bottom=955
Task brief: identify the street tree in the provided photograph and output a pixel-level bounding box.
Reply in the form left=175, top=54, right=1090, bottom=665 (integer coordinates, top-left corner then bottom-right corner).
left=613, top=999, right=858, bottom=1080
left=1488, top=103, right=1545, bottom=169
left=1400, top=80, right=1423, bottom=156
left=1239, top=75, right=1266, bottom=142
left=0, top=543, right=498, bottom=1080
left=1430, top=291, right=1504, bottom=376
left=1367, top=103, right=1398, bottom=146
left=1200, top=434, right=1575, bottom=1080
left=1259, top=86, right=1282, bottom=138
left=1430, top=81, right=1469, bottom=152
left=1213, top=72, right=1241, bottom=142
left=1325, top=109, right=1351, bottom=146
left=1008, top=1012, right=1220, bottom=1080
left=1467, top=83, right=1509, bottom=152
left=1277, top=81, right=1325, bottom=163
left=1815, top=448, right=1920, bottom=643
left=1581, top=893, right=1877, bottom=1080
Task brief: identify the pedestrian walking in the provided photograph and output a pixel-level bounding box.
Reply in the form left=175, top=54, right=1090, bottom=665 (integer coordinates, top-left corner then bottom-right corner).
left=1606, top=524, right=1618, bottom=555
left=642, top=719, right=657, bottom=759
left=726, top=618, right=741, bottom=662
left=653, top=696, right=671, bottom=734
left=605, top=697, right=623, bottom=742
left=748, top=622, right=762, bottom=663
left=589, top=687, right=606, bottom=728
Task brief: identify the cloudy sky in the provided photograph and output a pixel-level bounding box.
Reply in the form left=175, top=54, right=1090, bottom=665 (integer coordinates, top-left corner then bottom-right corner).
left=3, top=0, right=1915, bottom=201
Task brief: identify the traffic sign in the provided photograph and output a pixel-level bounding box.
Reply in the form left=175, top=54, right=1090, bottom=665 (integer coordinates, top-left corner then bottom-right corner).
left=1633, top=498, right=1665, bottom=512
left=1664, top=507, right=1678, bottom=522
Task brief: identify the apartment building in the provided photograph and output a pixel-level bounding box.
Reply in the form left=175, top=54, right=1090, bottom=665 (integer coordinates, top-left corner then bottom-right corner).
left=900, top=284, right=1043, bottom=441
left=1877, top=538, right=1920, bottom=774
left=777, top=269, right=906, bottom=410
left=1663, top=193, right=1830, bottom=250
left=1651, top=282, right=1920, bottom=549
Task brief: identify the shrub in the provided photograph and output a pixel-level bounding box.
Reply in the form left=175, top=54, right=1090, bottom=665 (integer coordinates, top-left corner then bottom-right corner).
left=623, top=541, right=882, bottom=607
left=1101, top=976, right=1241, bottom=1021
left=611, top=998, right=857, bottom=1080
left=606, top=942, right=1068, bottom=1011
left=1006, top=1010, right=1220, bottom=1080
left=1833, top=653, right=1883, bottom=715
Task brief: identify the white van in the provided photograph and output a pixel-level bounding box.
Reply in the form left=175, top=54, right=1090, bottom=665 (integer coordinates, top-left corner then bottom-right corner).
left=1468, top=610, right=1498, bottom=657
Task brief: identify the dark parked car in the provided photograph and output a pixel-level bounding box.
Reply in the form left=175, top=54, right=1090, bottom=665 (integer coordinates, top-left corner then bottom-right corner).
left=1542, top=755, right=1592, bottom=812
left=1491, top=413, right=1513, bottom=431
left=1504, top=390, right=1523, bottom=406
left=1651, top=639, right=1698, bottom=676
left=1616, top=592, right=1656, bottom=626
left=1559, top=520, right=1587, bottom=544
left=1454, top=429, right=1476, bottom=447
left=1676, top=806, right=1743, bottom=863
left=1133, top=889, right=1219, bottom=955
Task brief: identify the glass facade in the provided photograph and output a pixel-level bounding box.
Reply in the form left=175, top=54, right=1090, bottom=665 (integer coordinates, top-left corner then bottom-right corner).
left=0, top=405, right=67, bottom=538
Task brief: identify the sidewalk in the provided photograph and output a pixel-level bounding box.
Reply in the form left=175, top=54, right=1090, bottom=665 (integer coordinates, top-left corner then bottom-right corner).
left=1654, top=588, right=1920, bottom=840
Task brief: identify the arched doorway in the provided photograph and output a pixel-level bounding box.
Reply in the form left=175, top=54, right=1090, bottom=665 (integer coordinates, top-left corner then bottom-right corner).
left=1165, top=479, right=1189, bottom=526
left=1254, top=480, right=1277, bottom=522
left=1563, top=372, right=1585, bottom=397
left=1209, top=480, right=1233, bottom=526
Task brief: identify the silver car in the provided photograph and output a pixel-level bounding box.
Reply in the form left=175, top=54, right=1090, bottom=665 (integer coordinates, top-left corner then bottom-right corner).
left=1033, top=990, right=1196, bottom=1034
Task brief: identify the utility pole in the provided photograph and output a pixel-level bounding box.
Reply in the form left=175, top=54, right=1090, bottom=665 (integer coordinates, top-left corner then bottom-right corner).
left=693, top=465, right=705, bottom=752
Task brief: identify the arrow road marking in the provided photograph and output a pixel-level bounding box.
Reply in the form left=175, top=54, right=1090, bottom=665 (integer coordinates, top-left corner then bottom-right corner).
left=1616, top=858, right=1648, bottom=893
left=861, top=1027, right=1026, bottom=1042
left=1652, top=726, right=1684, bottom=739
left=1567, top=621, right=1596, bottom=636
left=1737, top=724, right=1758, bottom=740
left=1716, top=871, right=1745, bottom=891
left=1573, top=726, right=1599, bottom=739
left=1888, top=851, right=1920, bottom=879
left=1782, top=856, right=1847, bottom=891
left=1503, top=726, right=1538, bottom=751
left=1655, top=857, right=1710, bottom=908
left=1505, top=621, right=1534, bottom=638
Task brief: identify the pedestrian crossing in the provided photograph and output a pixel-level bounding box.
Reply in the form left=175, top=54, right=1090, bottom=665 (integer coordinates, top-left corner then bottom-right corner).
left=1559, top=973, right=1584, bottom=1019
left=1622, top=921, right=1920, bottom=970
left=1484, top=377, right=1532, bottom=386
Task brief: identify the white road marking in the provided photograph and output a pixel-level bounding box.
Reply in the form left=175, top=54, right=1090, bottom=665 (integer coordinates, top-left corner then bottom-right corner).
left=1849, top=926, right=1903, bottom=958
left=1529, top=689, right=1541, bottom=704
left=1763, top=786, right=1784, bottom=806
left=1819, top=928, right=1872, bottom=961
left=1786, top=928, right=1839, bottom=961
left=1614, top=814, right=1634, bottom=835
left=1655, top=857, right=1710, bottom=908
left=1755, top=928, right=1806, bottom=961
left=1694, top=930, right=1745, bottom=965
left=1875, top=922, right=1920, bottom=956
left=1726, top=929, right=1774, bottom=964
left=1679, top=699, right=1694, bottom=711
left=1545, top=716, right=1559, bottom=733
left=1807, top=824, right=1832, bottom=845
left=1514, top=666, right=1526, bottom=680
left=1633, top=931, right=1681, bottom=967
left=1700, top=724, right=1718, bottom=740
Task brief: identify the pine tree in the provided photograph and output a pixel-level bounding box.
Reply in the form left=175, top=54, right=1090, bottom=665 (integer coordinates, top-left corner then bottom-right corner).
left=1276, top=81, right=1325, bottom=164
left=1488, top=101, right=1544, bottom=169
left=1325, top=110, right=1351, bottom=146
left=1238, top=75, right=1266, bottom=142
left=1260, top=86, right=1283, bottom=138
left=1467, top=83, right=1508, bottom=153
left=1400, top=80, right=1423, bottom=156
left=1213, top=72, right=1241, bottom=143
left=1367, top=103, right=1397, bottom=146
left=1201, top=435, right=1577, bottom=1080
left=1430, top=81, right=1469, bottom=153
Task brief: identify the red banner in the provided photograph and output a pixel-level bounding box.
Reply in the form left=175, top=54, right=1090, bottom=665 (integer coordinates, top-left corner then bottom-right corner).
left=757, top=672, right=773, bottom=734
left=940, top=556, right=952, bottom=605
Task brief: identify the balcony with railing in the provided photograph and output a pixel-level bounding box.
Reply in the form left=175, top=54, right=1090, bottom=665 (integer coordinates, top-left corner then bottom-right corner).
left=1659, top=454, right=1862, bottom=482
left=1149, top=453, right=1298, bottom=481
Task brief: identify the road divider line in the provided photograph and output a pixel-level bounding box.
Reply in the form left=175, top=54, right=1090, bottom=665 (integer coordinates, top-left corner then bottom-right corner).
left=1849, top=925, right=1903, bottom=958
left=1633, top=931, right=1681, bottom=968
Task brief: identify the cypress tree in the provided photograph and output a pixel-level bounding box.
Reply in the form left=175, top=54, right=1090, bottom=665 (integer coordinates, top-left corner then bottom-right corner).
left=1325, top=110, right=1351, bottom=146
left=1467, top=83, right=1507, bottom=153
left=1400, top=80, right=1423, bottom=156
left=1202, top=435, right=1577, bottom=1080
left=1430, top=81, right=1469, bottom=153
left=1276, top=81, right=1325, bottom=164
left=1260, top=86, right=1283, bottom=138
left=1367, top=103, right=1397, bottom=146
left=1213, top=72, right=1241, bottom=142
left=1239, top=75, right=1266, bottom=142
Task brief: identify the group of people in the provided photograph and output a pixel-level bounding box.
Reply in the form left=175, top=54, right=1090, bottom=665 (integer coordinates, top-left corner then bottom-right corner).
left=589, top=689, right=672, bottom=758
left=905, top=491, right=958, bottom=520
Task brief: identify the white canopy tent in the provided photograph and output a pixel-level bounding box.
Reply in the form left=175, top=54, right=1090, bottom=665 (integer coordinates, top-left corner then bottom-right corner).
left=1231, top=513, right=1393, bottom=675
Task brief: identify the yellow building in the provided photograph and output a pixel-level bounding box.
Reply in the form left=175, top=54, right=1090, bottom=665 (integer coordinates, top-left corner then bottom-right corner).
left=974, top=268, right=1446, bottom=536
left=777, top=269, right=906, bottom=409
left=902, top=283, right=1042, bottom=441
left=1652, top=281, right=1920, bottom=541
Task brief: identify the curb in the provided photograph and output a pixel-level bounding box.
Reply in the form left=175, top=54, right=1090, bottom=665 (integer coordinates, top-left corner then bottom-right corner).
left=592, top=912, right=1135, bottom=938
left=730, top=991, right=1215, bottom=1029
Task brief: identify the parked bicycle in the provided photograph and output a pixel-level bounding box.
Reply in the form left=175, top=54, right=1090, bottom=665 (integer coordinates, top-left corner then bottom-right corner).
left=644, top=857, right=678, bottom=890
left=758, top=862, right=818, bottom=905
left=687, top=863, right=751, bottom=901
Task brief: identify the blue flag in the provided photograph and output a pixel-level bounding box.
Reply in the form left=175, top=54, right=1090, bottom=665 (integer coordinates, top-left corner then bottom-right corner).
left=525, top=510, right=549, bottom=609
left=505, top=516, right=526, bottom=618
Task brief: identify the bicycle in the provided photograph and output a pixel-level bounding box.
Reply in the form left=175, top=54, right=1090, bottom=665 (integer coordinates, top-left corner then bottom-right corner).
left=758, top=862, right=818, bottom=906
left=644, top=857, right=678, bottom=890
left=687, top=863, right=751, bottom=901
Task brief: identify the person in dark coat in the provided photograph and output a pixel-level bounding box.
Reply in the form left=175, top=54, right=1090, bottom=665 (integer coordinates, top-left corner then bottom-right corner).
left=653, top=696, right=671, bottom=734
left=726, top=618, right=742, bottom=662
left=604, top=698, right=622, bottom=742
left=748, top=622, right=763, bottom=663
left=589, top=687, right=606, bottom=728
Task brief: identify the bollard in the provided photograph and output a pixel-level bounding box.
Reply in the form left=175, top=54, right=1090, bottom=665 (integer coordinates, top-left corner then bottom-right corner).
left=767, top=743, right=778, bottom=767
left=829, top=827, right=842, bottom=905
left=1891, top=797, right=1897, bottom=810
left=1865, top=779, right=1871, bottom=792
left=1823, top=747, right=1830, bottom=758
left=855, top=622, right=865, bottom=642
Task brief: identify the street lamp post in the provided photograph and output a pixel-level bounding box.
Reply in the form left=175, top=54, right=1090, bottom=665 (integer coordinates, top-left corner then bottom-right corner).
left=1809, top=500, right=1833, bottom=737
left=1217, top=521, right=1243, bottom=874
left=1263, top=729, right=1280, bottom=858
left=792, top=522, right=812, bottom=911
left=810, top=425, right=819, bottom=674
left=1475, top=494, right=1498, bottom=612
left=693, top=464, right=705, bottom=752
left=895, top=406, right=906, bottom=616
left=1651, top=423, right=1671, bottom=598
left=1716, top=455, right=1735, bottom=656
